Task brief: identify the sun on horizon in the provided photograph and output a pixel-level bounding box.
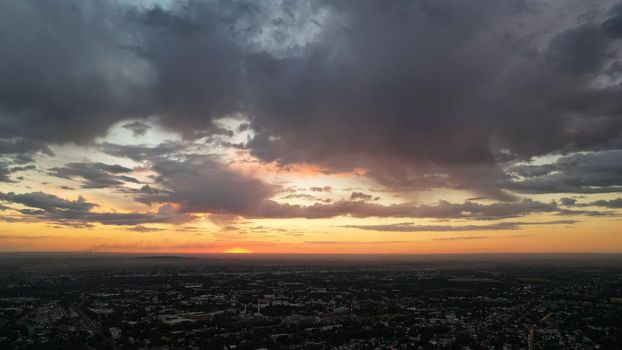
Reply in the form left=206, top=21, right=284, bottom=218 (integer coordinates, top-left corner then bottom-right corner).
left=222, top=247, right=253, bottom=254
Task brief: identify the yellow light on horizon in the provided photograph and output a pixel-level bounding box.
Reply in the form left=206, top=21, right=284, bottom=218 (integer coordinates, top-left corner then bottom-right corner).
left=223, top=247, right=253, bottom=254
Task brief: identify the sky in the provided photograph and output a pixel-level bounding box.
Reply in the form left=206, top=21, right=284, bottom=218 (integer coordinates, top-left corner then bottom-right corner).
left=1, top=0, right=622, bottom=254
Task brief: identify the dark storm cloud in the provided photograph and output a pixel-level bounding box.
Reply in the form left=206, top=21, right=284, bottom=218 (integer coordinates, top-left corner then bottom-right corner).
left=0, top=191, right=194, bottom=227
left=0, top=138, right=52, bottom=158
left=241, top=0, right=622, bottom=195
left=2, top=0, right=622, bottom=203
left=0, top=0, right=151, bottom=144
left=49, top=162, right=140, bottom=189
left=546, top=24, right=610, bottom=74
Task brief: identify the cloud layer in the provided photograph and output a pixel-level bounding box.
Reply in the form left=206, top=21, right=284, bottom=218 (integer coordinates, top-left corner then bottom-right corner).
left=0, top=0, right=621, bottom=235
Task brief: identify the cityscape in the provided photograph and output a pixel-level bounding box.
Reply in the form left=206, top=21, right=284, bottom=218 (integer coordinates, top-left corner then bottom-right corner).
left=1, top=254, right=621, bottom=349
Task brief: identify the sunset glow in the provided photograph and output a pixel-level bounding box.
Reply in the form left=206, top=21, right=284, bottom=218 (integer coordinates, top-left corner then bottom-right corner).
left=223, top=248, right=253, bottom=254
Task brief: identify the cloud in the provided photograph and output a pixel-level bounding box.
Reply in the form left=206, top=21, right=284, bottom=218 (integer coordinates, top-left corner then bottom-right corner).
left=0, top=162, right=35, bottom=182
left=122, top=121, right=151, bottom=137
left=0, top=0, right=621, bottom=229
left=0, top=137, right=52, bottom=159
left=590, top=198, right=622, bottom=208
left=304, top=240, right=405, bottom=245
left=432, top=236, right=490, bottom=241
left=136, top=155, right=278, bottom=215
left=49, top=162, right=140, bottom=189
left=240, top=1, right=622, bottom=196
left=282, top=193, right=330, bottom=203
left=125, top=225, right=166, bottom=232
left=343, top=222, right=519, bottom=232
left=342, top=220, right=577, bottom=232
left=0, top=234, right=53, bottom=240
left=559, top=197, right=578, bottom=206
left=310, top=186, right=332, bottom=192
left=112, top=148, right=589, bottom=220
left=0, top=191, right=194, bottom=227
left=252, top=198, right=565, bottom=220
left=0, top=137, right=50, bottom=182
left=0, top=191, right=97, bottom=213
left=99, top=142, right=186, bottom=162
left=506, top=151, right=622, bottom=194
left=350, top=192, right=376, bottom=201
left=0, top=1, right=620, bottom=199
left=0, top=0, right=151, bottom=145
left=546, top=24, right=610, bottom=74
left=432, top=234, right=534, bottom=241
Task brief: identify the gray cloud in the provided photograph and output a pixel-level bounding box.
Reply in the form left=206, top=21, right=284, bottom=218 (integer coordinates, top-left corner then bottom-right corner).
left=49, top=162, right=140, bottom=189
left=0, top=191, right=194, bottom=227
left=99, top=141, right=186, bottom=162
left=0, top=0, right=151, bottom=144
left=0, top=191, right=97, bottom=213
left=252, top=198, right=568, bottom=220
left=0, top=162, right=35, bottom=182
left=0, top=137, right=52, bottom=158
left=432, top=234, right=534, bottom=241
left=342, top=220, right=578, bottom=232
left=310, top=186, right=332, bottom=192
left=560, top=197, right=578, bottom=206
left=137, top=155, right=279, bottom=215
left=0, top=137, right=51, bottom=182
left=125, top=225, right=166, bottom=232
left=546, top=24, right=610, bottom=74
left=432, top=236, right=490, bottom=241
left=506, top=151, right=622, bottom=194
left=590, top=198, right=622, bottom=208
left=304, top=240, right=406, bottom=245
left=350, top=192, right=375, bottom=201
left=122, top=121, right=151, bottom=137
